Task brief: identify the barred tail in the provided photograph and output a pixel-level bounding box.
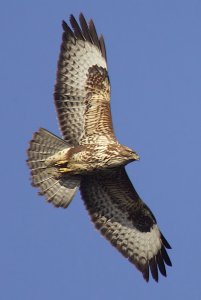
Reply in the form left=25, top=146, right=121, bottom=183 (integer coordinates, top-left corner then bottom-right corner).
left=27, top=128, right=80, bottom=208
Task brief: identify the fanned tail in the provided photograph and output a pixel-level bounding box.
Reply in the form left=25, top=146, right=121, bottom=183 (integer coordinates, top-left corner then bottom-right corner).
left=27, top=128, right=80, bottom=208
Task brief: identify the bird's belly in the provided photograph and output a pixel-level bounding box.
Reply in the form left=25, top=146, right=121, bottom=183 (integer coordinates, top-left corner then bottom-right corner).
left=68, top=156, right=127, bottom=175
left=67, top=161, right=108, bottom=175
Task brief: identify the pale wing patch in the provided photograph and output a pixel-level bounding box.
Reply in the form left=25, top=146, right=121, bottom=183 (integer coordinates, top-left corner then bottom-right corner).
left=80, top=168, right=172, bottom=282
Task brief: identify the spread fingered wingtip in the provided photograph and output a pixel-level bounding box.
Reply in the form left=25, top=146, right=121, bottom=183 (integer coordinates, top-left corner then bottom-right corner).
left=70, top=14, right=85, bottom=40
left=62, top=20, right=74, bottom=36
left=161, top=232, right=172, bottom=249
left=88, top=18, right=101, bottom=49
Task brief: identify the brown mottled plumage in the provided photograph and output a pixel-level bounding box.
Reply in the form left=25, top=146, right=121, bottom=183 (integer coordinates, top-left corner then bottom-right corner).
left=27, top=13, right=172, bottom=282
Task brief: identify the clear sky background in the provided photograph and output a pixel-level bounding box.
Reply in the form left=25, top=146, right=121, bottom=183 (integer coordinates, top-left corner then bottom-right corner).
left=1, top=0, right=201, bottom=299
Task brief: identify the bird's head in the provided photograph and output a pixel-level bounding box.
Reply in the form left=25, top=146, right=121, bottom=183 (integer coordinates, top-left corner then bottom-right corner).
left=121, top=146, right=140, bottom=163
left=105, top=144, right=139, bottom=168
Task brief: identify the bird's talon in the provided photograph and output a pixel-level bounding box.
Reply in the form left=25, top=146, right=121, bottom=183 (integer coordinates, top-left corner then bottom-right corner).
left=59, top=167, right=72, bottom=173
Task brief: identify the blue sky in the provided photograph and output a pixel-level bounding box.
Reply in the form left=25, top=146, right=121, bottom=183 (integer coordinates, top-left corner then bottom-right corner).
left=1, top=0, right=201, bottom=299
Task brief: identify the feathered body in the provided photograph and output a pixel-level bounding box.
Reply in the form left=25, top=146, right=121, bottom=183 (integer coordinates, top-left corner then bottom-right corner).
left=45, top=142, right=139, bottom=175
left=27, top=13, right=172, bottom=282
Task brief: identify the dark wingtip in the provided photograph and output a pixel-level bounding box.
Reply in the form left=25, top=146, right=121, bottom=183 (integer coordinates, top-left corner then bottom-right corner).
left=62, top=13, right=106, bottom=61
left=79, top=13, right=93, bottom=43
left=69, top=14, right=84, bottom=40
left=79, top=12, right=85, bottom=20
left=62, top=20, right=74, bottom=37
left=62, top=20, right=68, bottom=31
left=99, top=34, right=107, bottom=61
left=69, top=14, right=74, bottom=22
left=156, top=252, right=167, bottom=277
left=161, top=232, right=172, bottom=249
left=142, top=264, right=149, bottom=282
left=88, top=18, right=100, bottom=49
left=149, top=257, right=159, bottom=282
left=161, top=246, right=172, bottom=267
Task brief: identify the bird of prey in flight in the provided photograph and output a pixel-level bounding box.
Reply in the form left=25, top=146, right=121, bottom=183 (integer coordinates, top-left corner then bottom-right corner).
left=27, top=13, right=172, bottom=282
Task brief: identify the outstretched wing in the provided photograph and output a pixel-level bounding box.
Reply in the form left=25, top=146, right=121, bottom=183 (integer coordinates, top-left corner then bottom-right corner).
left=80, top=167, right=172, bottom=282
left=54, top=14, right=115, bottom=146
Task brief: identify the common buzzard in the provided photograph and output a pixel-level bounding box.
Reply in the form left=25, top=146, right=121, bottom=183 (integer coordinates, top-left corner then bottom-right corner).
left=27, top=13, right=172, bottom=282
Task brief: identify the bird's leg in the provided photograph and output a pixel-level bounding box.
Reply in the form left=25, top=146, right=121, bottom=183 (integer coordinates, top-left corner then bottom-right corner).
left=58, top=166, right=73, bottom=173
left=54, top=161, right=73, bottom=173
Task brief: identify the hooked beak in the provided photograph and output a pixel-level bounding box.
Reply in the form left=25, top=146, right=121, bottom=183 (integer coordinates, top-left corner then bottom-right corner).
left=132, top=152, right=140, bottom=161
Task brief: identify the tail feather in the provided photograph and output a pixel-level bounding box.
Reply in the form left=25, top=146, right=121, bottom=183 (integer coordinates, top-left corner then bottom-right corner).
left=29, top=141, right=63, bottom=153
left=29, top=129, right=69, bottom=151
left=27, top=128, right=80, bottom=208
